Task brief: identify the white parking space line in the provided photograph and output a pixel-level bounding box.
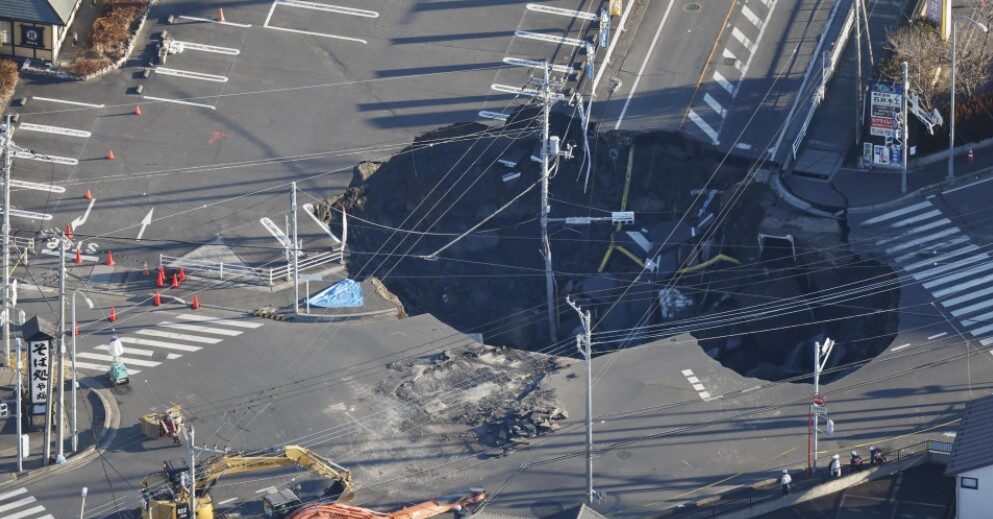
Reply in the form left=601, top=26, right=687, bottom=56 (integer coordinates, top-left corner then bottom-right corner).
left=120, top=337, right=202, bottom=352
left=175, top=313, right=264, bottom=328
left=155, top=67, right=229, bottom=82
left=741, top=4, right=764, bottom=28
left=502, top=57, right=574, bottom=74
left=0, top=208, right=53, bottom=221
left=613, top=0, right=676, bottom=130
left=17, top=123, right=91, bottom=138
left=490, top=84, right=565, bottom=99
left=32, top=96, right=105, bottom=108
left=687, top=109, right=719, bottom=144
left=514, top=30, right=587, bottom=47
left=263, top=25, right=368, bottom=44
left=713, top=70, right=734, bottom=95
left=142, top=95, right=217, bottom=110
left=177, top=15, right=252, bottom=27
left=278, top=0, right=378, bottom=17
left=12, top=150, right=78, bottom=165
left=77, top=352, right=162, bottom=367
left=136, top=329, right=222, bottom=344
left=158, top=321, right=243, bottom=336
left=74, top=360, right=142, bottom=374
left=927, top=332, right=948, bottom=340
left=171, top=40, right=241, bottom=55
left=891, top=343, right=911, bottom=351
left=526, top=3, right=598, bottom=20
left=703, top=93, right=726, bottom=118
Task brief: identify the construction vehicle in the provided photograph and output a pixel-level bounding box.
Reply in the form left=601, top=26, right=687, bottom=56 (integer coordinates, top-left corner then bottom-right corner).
left=140, top=445, right=352, bottom=519
left=139, top=405, right=184, bottom=445
left=280, top=488, right=486, bottom=519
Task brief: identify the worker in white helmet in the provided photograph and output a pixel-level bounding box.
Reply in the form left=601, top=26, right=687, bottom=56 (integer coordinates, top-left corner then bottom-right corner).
left=830, top=454, right=842, bottom=478
left=780, top=469, right=792, bottom=495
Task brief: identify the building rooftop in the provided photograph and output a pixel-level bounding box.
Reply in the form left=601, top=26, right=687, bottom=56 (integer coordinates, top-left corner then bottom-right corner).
left=1, top=0, right=78, bottom=25
left=945, top=393, right=993, bottom=476
left=542, top=504, right=608, bottom=519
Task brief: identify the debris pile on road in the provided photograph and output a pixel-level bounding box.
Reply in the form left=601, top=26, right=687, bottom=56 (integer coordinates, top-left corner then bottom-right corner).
left=381, top=342, right=564, bottom=454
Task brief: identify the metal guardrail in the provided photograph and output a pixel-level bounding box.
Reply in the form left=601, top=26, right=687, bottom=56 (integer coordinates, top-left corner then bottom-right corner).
left=668, top=439, right=954, bottom=518
left=160, top=250, right=343, bottom=286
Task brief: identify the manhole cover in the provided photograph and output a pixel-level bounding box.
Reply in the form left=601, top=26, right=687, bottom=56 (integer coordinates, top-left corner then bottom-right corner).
left=685, top=3, right=701, bottom=11
left=617, top=450, right=632, bottom=459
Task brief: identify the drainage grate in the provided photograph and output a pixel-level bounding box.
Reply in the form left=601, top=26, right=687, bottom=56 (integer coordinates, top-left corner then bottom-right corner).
left=685, top=2, right=701, bottom=11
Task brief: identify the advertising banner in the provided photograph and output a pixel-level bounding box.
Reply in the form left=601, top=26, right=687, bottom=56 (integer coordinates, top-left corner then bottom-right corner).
left=29, top=340, right=50, bottom=413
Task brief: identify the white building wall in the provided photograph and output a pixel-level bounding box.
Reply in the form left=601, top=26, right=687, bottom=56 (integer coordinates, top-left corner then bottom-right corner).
left=957, top=464, right=993, bottom=519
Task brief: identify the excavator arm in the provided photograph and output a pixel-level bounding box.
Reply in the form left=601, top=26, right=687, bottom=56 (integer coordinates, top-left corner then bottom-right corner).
left=198, top=445, right=352, bottom=496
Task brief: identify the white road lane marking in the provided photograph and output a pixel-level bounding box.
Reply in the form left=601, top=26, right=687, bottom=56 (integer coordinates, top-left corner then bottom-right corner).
left=4, top=505, right=47, bottom=519
left=74, top=360, right=141, bottom=374
left=11, top=179, right=65, bottom=193
left=904, top=245, right=982, bottom=271
left=884, top=228, right=958, bottom=254
left=932, top=271, right=993, bottom=298
left=137, top=208, right=154, bottom=240
left=156, top=67, right=229, bottom=82
left=177, top=15, right=252, bottom=27
left=687, top=109, right=719, bottom=144
left=278, top=0, right=378, bottom=17
left=526, top=3, right=598, bottom=20
left=890, top=209, right=941, bottom=227
left=713, top=70, right=735, bottom=95
left=502, top=57, right=574, bottom=74
left=908, top=253, right=987, bottom=281
left=142, top=95, right=217, bottom=110
left=40, top=249, right=97, bottom=261
left=71, top=197, right=96, bottom=230
left=77, top=352, right=162, bottom=367
left=479, top=111, right=509, bottom=121
left=158, top=321, right=243, bottom=336
left=97, top=344, right=155, bottom=356
left=893, top=236, right=969, bottom=263
left=741, top=4, right=764, bottom=28
left=944, top=288, right=993, bottom=313
left=12, top=150, right=78, bottom=165
left=263, top=24, right=368, bottom=44
left=891, top=343, right=911, bottom=351
left=171, top=40, right=241, bottom=55
left=681, top=369, right=693, bottom=377
left=32, top=96, right=105, bottom=108
left=176, top=313, right=264, bottom=328
left=0, top=489, right=28, bottom=502
left=136, top=329, right=222, bottom=344
left=0, top=496, right=35, bottom=514
left=862, top=201, right=932, bottom=226
left=927, top=332, right=948, bottom=340
left=217, top=498, right=239, bottom=506
left=0, top=208, right=52, bottom=221
left=960, top=309, right=993, bottom=327
left=922, top=261, right=993, bottom=289
left=703, top=93, right=726, bottom=118
left=731, top=0, right=778, bottom=96
left=120, top=337, right=202, bottom=352
left=490, top=84, right=565, bottom=99
left=514, top=30, right=587, bottom=47
left=731, top=27, right=756, bottom=53
left=722, top=48, right=741, bottom=70
left=255, top=486, right=278, bottom=494
left=613, top=0, right=676, bottom=129
left=876, top=218, right=952, bottom=245
left=17, top=123, right=91, bottom=138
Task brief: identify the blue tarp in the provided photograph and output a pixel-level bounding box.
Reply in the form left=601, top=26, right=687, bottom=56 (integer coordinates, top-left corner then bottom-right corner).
left=307, top=279, right=364, bottom=308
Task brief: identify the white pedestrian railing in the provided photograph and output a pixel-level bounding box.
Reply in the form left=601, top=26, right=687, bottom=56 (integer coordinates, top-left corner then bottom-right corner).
left=160, top=249, right=343, bottom=286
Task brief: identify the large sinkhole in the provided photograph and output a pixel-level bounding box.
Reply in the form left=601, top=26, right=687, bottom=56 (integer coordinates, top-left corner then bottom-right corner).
left=320, top=115, right=900, bottom=382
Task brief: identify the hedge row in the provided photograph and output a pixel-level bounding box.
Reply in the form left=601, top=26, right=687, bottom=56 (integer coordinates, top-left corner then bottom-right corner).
left=0, top=59, right=18, bottom=105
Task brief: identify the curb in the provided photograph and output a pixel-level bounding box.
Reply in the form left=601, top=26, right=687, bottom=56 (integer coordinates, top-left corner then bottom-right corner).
left=0, top=381, right=119, bottom=486
left=847, top=163, right=993, bottom=214
left=769, top=172, right=839, bottom=218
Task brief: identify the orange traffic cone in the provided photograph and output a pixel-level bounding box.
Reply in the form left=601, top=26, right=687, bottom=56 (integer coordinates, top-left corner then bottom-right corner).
left=104, top=250, right=115, bottom=266
left=178, top=266, right=186, bottom=282
left=64, top=223, right=73, bottom=240
left=171, top=273, right=179, bottom=289
left=217, top=7, right=225, bottom=22
left=153, top=291, right=162, bottom=306
left=191, top=295, right=200, bottom=310
left=74, top=248, right=82, bottom=264
left=143, top=261, right=150, bottom=276
left=108, top=306, right=117, bottom=322
left=83, top=189, right=93, bottom=200
left=157, top=266, right=165, bottom=288
left=133, top=105, right=142, bottom=116
left=107, top=149, right=115, bottom=160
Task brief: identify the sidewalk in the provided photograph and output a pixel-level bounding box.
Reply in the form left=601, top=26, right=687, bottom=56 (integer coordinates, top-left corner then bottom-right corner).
left=783, top=142, right=993, bottom=211
left=0, top=367, right=117, bottom=480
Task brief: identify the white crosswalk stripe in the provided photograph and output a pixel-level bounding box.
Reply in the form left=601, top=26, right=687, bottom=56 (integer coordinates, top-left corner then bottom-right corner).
left=0, top=488, right=54, bottom=519
left=863, top=200, right=993, bottom=354
left=75, top=313, right=262, bottom=375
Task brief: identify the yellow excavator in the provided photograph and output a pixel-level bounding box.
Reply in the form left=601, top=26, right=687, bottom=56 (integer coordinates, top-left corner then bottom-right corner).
left=140, top=445, right=353, bottom=519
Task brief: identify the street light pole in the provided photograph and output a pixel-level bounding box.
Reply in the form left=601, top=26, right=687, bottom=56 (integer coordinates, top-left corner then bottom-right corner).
left=71, top=290, right=93, bottom=452
left=810, top=338, right=834, bottom=473
left=949, top=17, right=990, bottom=180
left=902, top=61, right=909, bottom=193
left=79, top=487, right=87, bottom=519
left=189, top=426, right=196, bottom=519
left=291, top=182, right=299, bottom=315
left=56, top=231, right=66, bottom=464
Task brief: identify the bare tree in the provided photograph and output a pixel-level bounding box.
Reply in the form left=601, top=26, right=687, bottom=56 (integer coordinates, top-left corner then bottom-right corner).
left=883, top=19, right=946, bottom=109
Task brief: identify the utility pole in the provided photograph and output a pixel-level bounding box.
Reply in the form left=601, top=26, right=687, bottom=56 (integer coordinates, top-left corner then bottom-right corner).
left=566, top=296, right=594, bottom=506
left=189, top=426, right=196, bottom=519
left=291, top=182, right=299, bottom=314
left=56, top=230, right=66, bottom=464
left=540, top=61, right=557, bottom=344
left=15, top=339, right=21, bottom=472
left=902, top=61, right=909, bottom=193
left=2, top=117, right=11, bottom=363
left=854, top=0, right=862, bottom=145
left=809, top=337, right=834, bottom=473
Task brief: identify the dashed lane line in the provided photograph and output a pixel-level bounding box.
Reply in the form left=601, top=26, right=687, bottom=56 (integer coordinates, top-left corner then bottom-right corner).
left=927, top=332, right=948, bottom=340
left=891, top=343, right=911, bottom=352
